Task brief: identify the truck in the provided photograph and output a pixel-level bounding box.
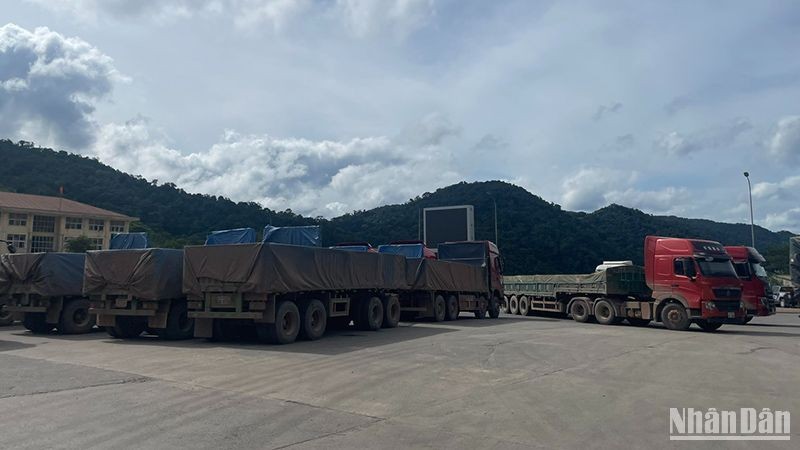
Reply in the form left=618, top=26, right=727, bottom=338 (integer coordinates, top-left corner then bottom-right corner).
left=85, top=248, right=193, bottom=339
left=181, top=240, right=502, bottom=344
left=502, top=236, right=746, bottom=331
left=377, top=241, right=437, bottom=259
left=724, top=246, right=775, bottom=322
left=0, top=252, right=94, bottom=334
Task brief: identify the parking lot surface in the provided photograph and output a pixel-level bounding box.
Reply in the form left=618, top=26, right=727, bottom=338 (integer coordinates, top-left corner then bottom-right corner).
left=1, top=312, right=799, bottom=449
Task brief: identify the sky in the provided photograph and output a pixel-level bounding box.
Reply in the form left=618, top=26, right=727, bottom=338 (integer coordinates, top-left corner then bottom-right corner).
left=2, top=0, right=800, bottom=231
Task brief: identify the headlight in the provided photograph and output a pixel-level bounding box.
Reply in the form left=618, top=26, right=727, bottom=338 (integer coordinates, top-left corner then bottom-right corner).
left=705, top=301, right=716, bottom=310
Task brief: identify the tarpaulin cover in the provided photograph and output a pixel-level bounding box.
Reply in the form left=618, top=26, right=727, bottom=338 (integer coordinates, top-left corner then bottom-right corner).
left=0, top=253, right=85, bottom=296
left=84, top=248, right=184, bottom=300
left=263, top=225, right=321, bottom=247
left=378, top=244, right=424, bottom=259
left=110, top=233, right=149, bottom=249
left=205, top=228, right=256, bottom=245
left=183, top=243, right=408, bottom=297
left=438, top=242, right=487, bottom=266
left=790, top=237, right=800, bottom=286
left=405, top=258, right=488, bottom=292
left=503, top=266, right=650, bottom=297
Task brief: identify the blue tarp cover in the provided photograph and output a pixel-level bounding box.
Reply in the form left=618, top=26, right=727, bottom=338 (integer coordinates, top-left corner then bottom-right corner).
left=205, top=228, right=256, bottom=245
left=263, top=225, right=321, bottom=247
left=110, top=233, right=149, bottom=249
left=378, top=243, right=424, bottom=259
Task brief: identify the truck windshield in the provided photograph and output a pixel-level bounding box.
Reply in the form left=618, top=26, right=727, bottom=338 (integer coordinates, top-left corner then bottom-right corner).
left=695, top=258, right=737, bottom=277
left=733, top=262, right=750, bottom=278
left=750, top=262, right=768, bottom=280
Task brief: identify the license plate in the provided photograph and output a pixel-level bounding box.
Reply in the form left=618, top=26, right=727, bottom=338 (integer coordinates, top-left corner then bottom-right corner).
left=211, top=295, right=233, bottom=307
left=727, top=312, right=735, bottom=318
left=115, top=299, right=128, bottom=308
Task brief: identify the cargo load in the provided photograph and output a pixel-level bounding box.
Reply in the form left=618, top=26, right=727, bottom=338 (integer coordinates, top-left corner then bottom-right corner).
left=406, top=258, right=488, bottom=292
left=263, top=225, right=321, bottom=247
left=84, top=248, right=183, bottom=300
left=504, top=266, right=651, bottom=298
left=110, top=232, right=149, bottom=249
left=205, top=228, right=257, bottom=245
left=0, top=253, right=85, bottom=297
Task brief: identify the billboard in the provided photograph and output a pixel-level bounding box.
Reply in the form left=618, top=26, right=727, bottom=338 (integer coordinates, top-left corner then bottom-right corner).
left=423, top=205, right=474, bottom=248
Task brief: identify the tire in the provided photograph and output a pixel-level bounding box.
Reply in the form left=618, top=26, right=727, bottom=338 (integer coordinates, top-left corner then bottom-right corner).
left=258, top=300, right=301, bottom=344
left=158, top=302, right=195, bottom=340
left=570, top=300, right=589, bottom=323
left=433, top=295, right=446, bottom=322
left=327, top=316, right=351, bottom=331
left=500, top=296, right=509, bottom=314
left=474, top=296, right=487, bottom=319
left=382, top=296, right=401, bottom=328
left=488, top=295, right=501, bottom=319
left=105, top=325, right=120, bottom=338
left=509, top=296, right=519, bottom=315
left=300, top=299, right=327, bottom=340
left=0, top=304, right=13, bottom=326
left=627, top=317, right=651, bottom=327
left=696, top=320, right=723, bottom=332
left=741, top=316, right=753, bottom=324
left=23, top=313, right=52, bottom=334
left=58, top=299, right=94, bottom=334
left=594, top=299, right=617, bottom=325
left=354, top=296, right=383, bottom=331
left=518, top=296, right=530, bottom=316
left=445, top=295, right=459, bottom=321
left=111, top=316, right=147, bottom=339
left=660, top=303, right=691, bottom=331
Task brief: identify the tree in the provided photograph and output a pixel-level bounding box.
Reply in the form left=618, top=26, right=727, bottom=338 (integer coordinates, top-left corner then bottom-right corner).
left=65, top=236, right=93, bottom=253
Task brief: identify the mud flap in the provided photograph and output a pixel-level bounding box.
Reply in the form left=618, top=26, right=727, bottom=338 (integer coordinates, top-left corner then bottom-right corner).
left=97, top=314, right=116, bottom=327
left=147, top=300, right=171, bottom=329
left=194, top=318, right=213, bottom=338
left=46, top=298, right=63, bottom=324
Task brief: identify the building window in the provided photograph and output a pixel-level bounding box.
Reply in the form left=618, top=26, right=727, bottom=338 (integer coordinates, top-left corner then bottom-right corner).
left=32, top=215, right=56, bottom=233
left=88, top=219, right=104, bottom=232
left=8, top=213, right=27, bottom=226
left=65, top=217, right=83, bottom=230
left=90, top=238, right=103, bottom=250
left=6, top=234, right=26, bottom=250
left=30, top=236, right=54, bottom=253
left=110, top=221, right=125, bottom=233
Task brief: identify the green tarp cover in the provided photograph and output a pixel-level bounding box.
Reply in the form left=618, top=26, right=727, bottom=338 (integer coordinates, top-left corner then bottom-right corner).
left=84, top=248, right=184, bottom=300
left=0, top=253, right=85, bottom=297
left=503, top=266, right=650, bottom=297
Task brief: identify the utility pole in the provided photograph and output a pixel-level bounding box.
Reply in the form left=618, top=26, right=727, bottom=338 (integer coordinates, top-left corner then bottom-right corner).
left=487, top=193, right=498, bottom=245
left=744, top=172, right=755, bottom=248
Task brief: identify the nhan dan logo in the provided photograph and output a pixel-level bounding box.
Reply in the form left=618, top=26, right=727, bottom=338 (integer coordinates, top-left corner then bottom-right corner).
left=669, top=408, right=790, bottom=441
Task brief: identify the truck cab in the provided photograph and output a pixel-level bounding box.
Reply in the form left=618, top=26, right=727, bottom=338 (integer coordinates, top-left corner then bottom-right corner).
left=724, top=246, right=775, bottom=321
left=645, top=236, right=744, bottom=331
left=437, top=240, right=504, bottom=317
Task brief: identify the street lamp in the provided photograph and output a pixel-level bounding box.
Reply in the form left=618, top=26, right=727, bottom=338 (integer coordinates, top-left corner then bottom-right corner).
left=744, top=172, right=755, bottom=248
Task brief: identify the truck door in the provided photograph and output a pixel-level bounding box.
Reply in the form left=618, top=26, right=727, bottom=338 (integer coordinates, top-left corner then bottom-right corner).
left=670, top=257, right=696, bottom=303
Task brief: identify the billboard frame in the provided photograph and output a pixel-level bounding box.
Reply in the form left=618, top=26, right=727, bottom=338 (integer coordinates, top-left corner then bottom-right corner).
left=423, top=205, right=475, bottom=247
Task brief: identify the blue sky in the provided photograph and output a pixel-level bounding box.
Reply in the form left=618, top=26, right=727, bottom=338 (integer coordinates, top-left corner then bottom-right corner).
left=2, top=0, right=800, bottom=230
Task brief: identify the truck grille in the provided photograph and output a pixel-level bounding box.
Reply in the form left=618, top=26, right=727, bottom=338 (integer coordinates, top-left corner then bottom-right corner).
left=712, top=288, right=741, bottom=300
left=713, top=301, right=740, bottom=312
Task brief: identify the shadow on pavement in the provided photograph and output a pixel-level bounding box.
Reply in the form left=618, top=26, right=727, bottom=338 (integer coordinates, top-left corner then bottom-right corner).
left=0, top=339, right=36, bottom=352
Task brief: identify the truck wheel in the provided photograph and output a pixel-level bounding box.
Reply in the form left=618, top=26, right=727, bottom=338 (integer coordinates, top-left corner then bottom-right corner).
left=474, top=296, right=487, bottom=319
left=300, top=299, right=327, bottom=340
left=260, top=301, right=301, bottom=344
left=500, top=296, right=509, bottom=314
left=23, top=313, right=53, bottom=334
left=519, top=296, right=530, bottom=316
left=627, top=318, right=651, bottom=327
left=741, top=316, right=753, bottom=324
left=570, top=300, right=589, bottom=323
left=355, top=296, right=384, bottom=331
left=112, top=316, right=147, bottom=338
left=58, top=299, right=94, bottom=334
left=383, top=296, right=401, bottom=328
left=105, top=325, right=120, bottom=338
left=158, top=302, right=195, bottom=340
left=488, top=295, right=501, bottom=319
left=594, top=299, right=617, bottom=325
left=445, top=295, right=459, bottom=321
left=433, top=295, right=446, bottom=322
left=509, top=296, right=519, bottom=315
left=0, top=304, right=13, bottom=326
left=696, top=320, right=723, bottom=332
left=660, top=303, right=690, bottom=331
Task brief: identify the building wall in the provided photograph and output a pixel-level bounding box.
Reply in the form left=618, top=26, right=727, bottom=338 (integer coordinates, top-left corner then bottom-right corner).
left=0, top=210, right=132, bottom=254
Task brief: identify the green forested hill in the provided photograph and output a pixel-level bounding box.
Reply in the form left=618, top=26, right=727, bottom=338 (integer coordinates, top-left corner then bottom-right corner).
left=0, top=139, right=793, bottom=274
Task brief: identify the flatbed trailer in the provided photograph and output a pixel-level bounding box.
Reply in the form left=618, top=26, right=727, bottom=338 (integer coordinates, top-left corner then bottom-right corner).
left=0, top=253, right=94, bottom=334
left=182, top=242, right=498, bottom=344
left=86, top=248, right=193, bottom=339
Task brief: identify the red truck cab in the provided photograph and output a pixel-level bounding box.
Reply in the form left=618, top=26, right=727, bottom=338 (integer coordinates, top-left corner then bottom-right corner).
left=724, top=246, right=775, bottom=321
left=377, top=240, right=437, bottom=259
left=645, top=236, right=744, bottom=331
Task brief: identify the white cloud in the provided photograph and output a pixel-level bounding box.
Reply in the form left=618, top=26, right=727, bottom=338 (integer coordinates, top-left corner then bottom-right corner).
left=752, top=175, right=800, bottom=202
left=763, top=208, right=800, bottom=232
left=0, top=23, right=122, bottom=148
left=654, top=118, right=752, bottom=156
left=767, top=116, right=800, bottom=162
left=335, top=0, right=436, bottom=38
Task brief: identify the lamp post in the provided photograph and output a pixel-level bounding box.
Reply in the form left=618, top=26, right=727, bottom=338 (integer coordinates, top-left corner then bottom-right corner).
left=487, top=193, right=498, bottom=245
left=744, top=172, right=755, bottom=248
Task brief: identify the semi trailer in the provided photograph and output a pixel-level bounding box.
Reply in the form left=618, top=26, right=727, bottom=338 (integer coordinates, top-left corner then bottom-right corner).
left=85, top=248, right=193, bottom=339
left=724, top=245, right=775, bottom=322
left=0, top=252, right=94, bottom=334
left=181, top=241, right=502, bottom=344
left=503, top=236, right=746, bottom=331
